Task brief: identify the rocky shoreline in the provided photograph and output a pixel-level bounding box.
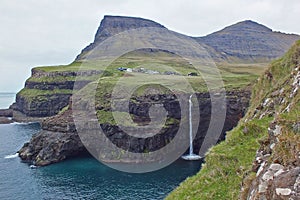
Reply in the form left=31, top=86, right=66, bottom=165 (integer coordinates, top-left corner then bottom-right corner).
left=0, top=108, right=14, bottom=124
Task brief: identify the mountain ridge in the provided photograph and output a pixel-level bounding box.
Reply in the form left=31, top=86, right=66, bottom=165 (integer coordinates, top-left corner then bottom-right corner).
left=197, top=19, right=300, bottom=62
left=76, top=16, right=300, bottom=62
left=209, top=20, right=273, bottom=34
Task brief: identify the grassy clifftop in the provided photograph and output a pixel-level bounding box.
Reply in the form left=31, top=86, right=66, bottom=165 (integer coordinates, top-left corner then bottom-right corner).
left=15, top=48, right=266, bottom=118
left=166, top=40, right=300, bottom=199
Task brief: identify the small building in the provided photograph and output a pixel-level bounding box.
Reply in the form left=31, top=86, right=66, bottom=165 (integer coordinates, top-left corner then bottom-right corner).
left=188, top=72, right=198, bottom=76
left=117, top=67, right=127, bottom=71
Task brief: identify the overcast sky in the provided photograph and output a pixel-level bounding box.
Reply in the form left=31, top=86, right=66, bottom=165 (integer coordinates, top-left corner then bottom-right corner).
left=0, top=0, right=300, bottom=92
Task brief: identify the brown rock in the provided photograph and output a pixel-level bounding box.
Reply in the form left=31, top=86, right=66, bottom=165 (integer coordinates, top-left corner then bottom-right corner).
left=0, top=117, right=13, bottom=124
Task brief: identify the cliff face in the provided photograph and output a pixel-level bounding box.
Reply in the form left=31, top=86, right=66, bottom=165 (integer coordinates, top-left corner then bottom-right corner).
left=13, top=68, right=102, bottom=119
left=18, top=90, right=250, bottom=166
left=76, top=15, right=166, bottom=61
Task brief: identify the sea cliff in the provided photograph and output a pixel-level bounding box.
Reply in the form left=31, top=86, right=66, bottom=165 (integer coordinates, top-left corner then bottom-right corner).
left=167, top=40, right=300, bottom=200
left=18, top=90, right=250, bottom=166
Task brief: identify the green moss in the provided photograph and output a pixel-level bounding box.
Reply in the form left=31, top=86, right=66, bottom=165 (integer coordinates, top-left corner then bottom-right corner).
left=58, top=105, right=69, bottom=115
left=96, top=108, right=179, bottom=127
left=272, top=129, right=300, bottom=166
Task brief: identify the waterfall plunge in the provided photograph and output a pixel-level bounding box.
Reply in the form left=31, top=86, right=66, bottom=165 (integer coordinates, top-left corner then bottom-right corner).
left=181, top=94, right=201, bottom=161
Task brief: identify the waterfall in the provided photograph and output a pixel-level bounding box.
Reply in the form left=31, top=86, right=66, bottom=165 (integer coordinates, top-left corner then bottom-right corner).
left=188, top=94, right=193, bottom=155
left=181, top=94, right=201, bottom=161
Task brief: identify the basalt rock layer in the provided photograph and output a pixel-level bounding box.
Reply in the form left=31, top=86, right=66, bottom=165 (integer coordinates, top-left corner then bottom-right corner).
left=18, top=90, right=250, bottom=166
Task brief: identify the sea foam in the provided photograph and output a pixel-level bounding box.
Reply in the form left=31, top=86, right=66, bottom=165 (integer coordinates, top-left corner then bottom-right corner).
left=4, top=153, right=19, bottom=159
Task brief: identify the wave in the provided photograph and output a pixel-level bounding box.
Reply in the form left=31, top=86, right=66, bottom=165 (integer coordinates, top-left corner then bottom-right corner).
left=4, top=153, right=19, bottom=159
left=30, top=165, right=38, bottom=169
left=11, top=122, right=36, bottom=125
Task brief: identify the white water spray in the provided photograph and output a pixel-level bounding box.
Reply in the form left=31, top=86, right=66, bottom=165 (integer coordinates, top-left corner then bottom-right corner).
left=181, top=94, right=201, bottom=161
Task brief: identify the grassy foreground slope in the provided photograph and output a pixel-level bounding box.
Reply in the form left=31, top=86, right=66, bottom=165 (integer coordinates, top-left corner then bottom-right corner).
left=166, top=41, right=300, bottom=200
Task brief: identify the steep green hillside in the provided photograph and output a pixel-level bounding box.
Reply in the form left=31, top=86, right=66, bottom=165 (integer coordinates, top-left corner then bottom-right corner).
left=166, top=41, right=300, bottom=199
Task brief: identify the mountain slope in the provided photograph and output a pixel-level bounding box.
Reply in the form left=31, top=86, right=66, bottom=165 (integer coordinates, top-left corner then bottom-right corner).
left=77, top=16, right=300, bottom=63
left=197, top=20, right=300, bottom=62
left=166, top=40, right=300, bottom=199
left=76, top=15, right=166, bottom=61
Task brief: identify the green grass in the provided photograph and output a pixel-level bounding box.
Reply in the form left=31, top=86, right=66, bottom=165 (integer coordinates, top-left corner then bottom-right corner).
left=20, top=49, right=268, bottom=128
left=97, top=110, right=131, bottom=125
left=166, top=117, right=271, bottom=200
left=34, top=61, right=98, bottom=72
left=166, top=40, right=300, bottom=200
left=30, top=49, right=267, bottom=92
left=247, top=40, right=300, bottom=118
left=18, top=88, right=73, bottom=98
left=58, top=105, right=69, bottom=115
left=27, top=74, right=102, bottom=83
left=19, top=49, right=268, bottom=123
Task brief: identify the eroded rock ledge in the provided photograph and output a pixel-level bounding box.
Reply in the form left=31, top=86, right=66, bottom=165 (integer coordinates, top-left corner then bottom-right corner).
left=18, top=90, right=250, bottom=166
left=0, top=108, right=13, bottom=124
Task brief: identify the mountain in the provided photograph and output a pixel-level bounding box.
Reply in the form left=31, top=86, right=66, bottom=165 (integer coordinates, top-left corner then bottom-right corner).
left=76, top=15, right=166, bottom=60
left=76, top=16, right=300, bottom=63
left=197, top=20, right=300, bottom=62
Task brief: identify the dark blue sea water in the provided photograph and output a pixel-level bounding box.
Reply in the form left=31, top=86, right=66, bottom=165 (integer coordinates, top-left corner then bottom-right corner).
left=0, top=94, right=202, bottom=200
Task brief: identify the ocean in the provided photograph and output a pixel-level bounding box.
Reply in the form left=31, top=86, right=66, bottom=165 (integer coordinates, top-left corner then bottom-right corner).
left=0, top=93, right=202, bottom=200
left=0, top=93, right=15, bottom=109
